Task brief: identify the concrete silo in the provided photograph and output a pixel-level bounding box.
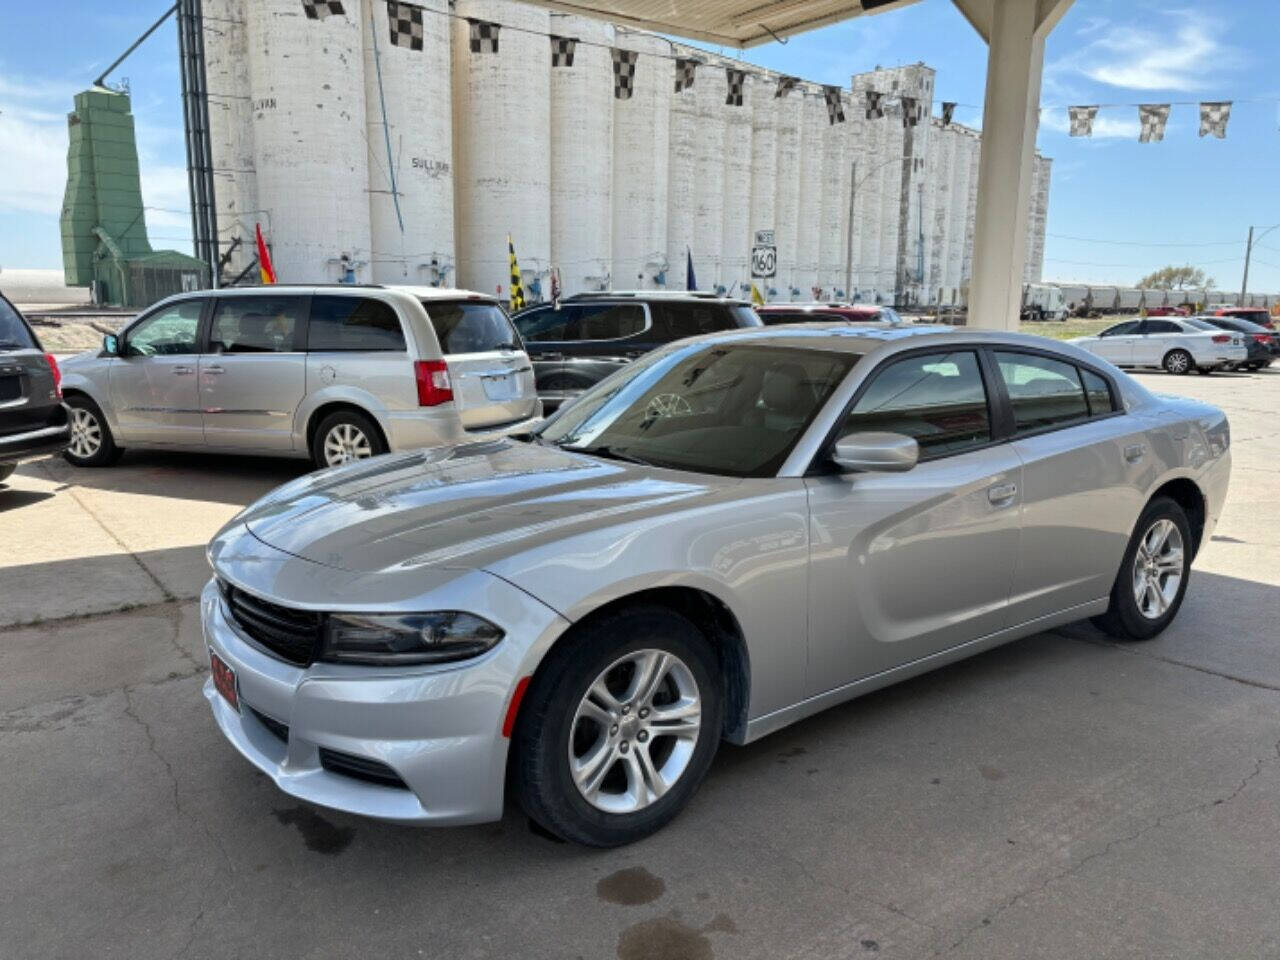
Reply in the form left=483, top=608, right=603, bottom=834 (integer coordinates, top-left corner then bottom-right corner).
left=691, top=58, right=727, bottom=292
left=748, top=79, right=778, bottom=299
left=550, top=13, right=613, bottom=295
left=793, top=90, right=824, bottom=299
left=204, top=0, right=257, bottom=279
left=245, top=0, right=371, bottom=282
left=817, top=94, right=850, bottom=299
left=720, top=72, right=755, bottom=300
left=612, top=31, right=670, bottom=290
left=452, top=0, right=551, bottom=300
left=666, top=49, right=699, bottom=289
left=773, top=84, right=802, bottom=298
left=362, top=0, right=454, bottom=285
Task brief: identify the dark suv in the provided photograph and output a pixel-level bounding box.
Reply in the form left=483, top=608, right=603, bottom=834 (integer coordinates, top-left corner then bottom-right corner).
left=512, top=293, right=762, bottom=411
left=0, top=292, right=69, bottom=484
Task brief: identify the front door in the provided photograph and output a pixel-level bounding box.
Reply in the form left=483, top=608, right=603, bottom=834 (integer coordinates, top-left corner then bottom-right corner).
left=200, top=295, right=308, bottom=451
left=108, top=298, right=206, bottom=445
left=1089, top=321, right=1140, bottom=366
left=805, top=348, right=1022, bottom=692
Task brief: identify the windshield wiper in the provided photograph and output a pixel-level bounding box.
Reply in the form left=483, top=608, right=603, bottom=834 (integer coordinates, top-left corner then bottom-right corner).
left=573, top=444, right=656, bottom=467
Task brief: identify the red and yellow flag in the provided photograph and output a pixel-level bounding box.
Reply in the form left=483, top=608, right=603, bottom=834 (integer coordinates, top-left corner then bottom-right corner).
left=255, top=223, right=277, bottom=285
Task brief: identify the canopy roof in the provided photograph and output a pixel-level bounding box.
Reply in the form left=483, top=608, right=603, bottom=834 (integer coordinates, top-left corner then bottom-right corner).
left=523, top=0, right=921, bottom=48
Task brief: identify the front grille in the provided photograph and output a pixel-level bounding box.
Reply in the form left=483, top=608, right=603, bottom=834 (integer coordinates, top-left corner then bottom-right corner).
left=248, top=705, right=289, bottom=743
left=318, top=748, right=410, bottom=790
left=220, top=580, right=323, bottom=667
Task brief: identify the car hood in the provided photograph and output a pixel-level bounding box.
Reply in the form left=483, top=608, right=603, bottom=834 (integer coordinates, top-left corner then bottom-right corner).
left=236, top=439, right=730, bottom=574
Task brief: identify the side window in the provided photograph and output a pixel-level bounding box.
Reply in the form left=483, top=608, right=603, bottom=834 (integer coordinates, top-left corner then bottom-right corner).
left=0, top=296, right=37, bottom=349
left=842, top=350, right=992, bottom=458
left=995, top=352, right=1090, bottom=434
left=513, top=306, right=573, bottom=343
left=124, top=300, right=204, bottom=356
left=1081, top=368, right=1117, bottom=416
left=308, top=296, right=405, bottom=351
left=424, top=300, right=520, bottom=354
left=1100, top=322, right=1139, bottom=337
left=575, top=303, right=646, bottom=341
left=210, top=296, right=305, bottom=354
left=1144, top=320, right=1180, bottom=335
left=661, top=303, right=737, bottom=339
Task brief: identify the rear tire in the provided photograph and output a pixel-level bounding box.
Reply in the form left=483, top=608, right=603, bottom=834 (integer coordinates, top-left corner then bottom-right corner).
left=1163, top=350, right=1193, bottom=375
left=1091, top=496, right=1193, bottom=641
left=311, top=409, right=386, bottom=470
left=513, top=606, right=723, bottom=847
left=62, top=395, right=122, bottom=467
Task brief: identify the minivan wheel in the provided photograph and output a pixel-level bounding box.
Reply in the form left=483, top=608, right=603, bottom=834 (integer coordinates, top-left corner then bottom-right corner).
left=514, top=606, right=723, bottom=847
left=63, top=396, right=122, bottom=467
left=312, top=410, right=386, bottom=470
left=1163, top=350, right=1193, bottom=375
left=1092, top=496, right=1193, bottom=641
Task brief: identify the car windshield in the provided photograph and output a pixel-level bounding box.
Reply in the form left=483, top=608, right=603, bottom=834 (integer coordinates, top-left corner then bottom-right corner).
left=538, top=342, right=857, bottom=477
left=0, top=297, right=37, bottom=350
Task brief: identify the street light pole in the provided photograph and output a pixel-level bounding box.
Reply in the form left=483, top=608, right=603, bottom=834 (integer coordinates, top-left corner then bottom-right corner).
left=1241, top=223, right=1279, bottom=305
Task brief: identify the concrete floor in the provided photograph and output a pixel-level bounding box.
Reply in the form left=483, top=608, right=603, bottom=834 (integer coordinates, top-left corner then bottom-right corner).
left=2, top=369, right=1278, bottom=960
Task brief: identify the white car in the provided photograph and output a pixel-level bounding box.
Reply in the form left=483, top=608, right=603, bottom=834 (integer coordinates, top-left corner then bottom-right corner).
left=1071, top=317, right=1247, bottom=375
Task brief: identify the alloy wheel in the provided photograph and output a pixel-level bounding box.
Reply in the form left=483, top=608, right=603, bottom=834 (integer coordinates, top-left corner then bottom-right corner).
left=69, top=407, right=103, bottom=460
left=1131, top=518, right=1184, bottom=620
left=569, top=648, right=702, bottom=814
left=322, top=423, right=372, bottom=466
left=1165, top=351, right=1190, bottom=374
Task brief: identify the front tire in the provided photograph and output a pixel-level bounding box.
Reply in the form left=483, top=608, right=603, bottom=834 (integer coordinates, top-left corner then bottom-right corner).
left=1092, top=496, right=1193, bottom=641
left=62, top=395, right=122, bottom=467
left=513, top=606, right=723, bottom=847
left=311, top=409, right=386, bottom=470
left=1163, top=349, right=1193, bottom=375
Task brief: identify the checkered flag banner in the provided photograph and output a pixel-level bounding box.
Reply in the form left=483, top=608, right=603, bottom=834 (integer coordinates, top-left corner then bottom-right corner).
left=1068, top=105, right=1098, bottom=137
left=725, top=68, right=746, bottom=107
left=775, top=76, right=798, bottom=99
left=386, top=2, right=423, bottom=51
left=901, top=96, right=921, bottom=127
left=302, top=0, right=344, bottom=19
left=865, top=89, right=884, bottom=119
left=550, top=35, right=576, bottom=68
left=612, top=48, right=637, bottom=100
left=674, top=58, right=697, bottom=93
left=1199, top=101, right=1232, bottom=139
left=941, top=101, right=956, bottom=126
left=823, top=86, right=845, bottom=125
left=1138, top=103, right=1170, bottom=142
left=468, top=18, right=500, bottom=54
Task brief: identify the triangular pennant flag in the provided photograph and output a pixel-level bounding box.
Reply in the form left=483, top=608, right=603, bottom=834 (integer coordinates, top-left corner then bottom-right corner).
left=686, top=248, right=697, bottom=292
left=467, top=18, right=499, bottom=54
left=823, top=86, right=845, bottom=124
left=507, top=235, right=525, bottom=311
left=1199, top=101, right=1231, bottom=139
left=750, top=283, right=765, bottom=306
left=775, top=76, right=798, bottom=99
left=255, top=223, right=277, bottom=284
left=550, top=35, right=576, bottom=68
left=674, top=58, right=697, bottom=93
left=302, top=0, right=344, bottom=19
left=386, top=2, right=423, bottom=51
left=941, top=101, right=955, bottom=125
left=612, top=48, right=637, bottom=100
left=1068, top=105, right=1098, bottom=137
left=725, top=68, right=745, bottom=107
left=865, top=89, right=884, bottom=119
left=1138, top=103, right=1170, bottom=142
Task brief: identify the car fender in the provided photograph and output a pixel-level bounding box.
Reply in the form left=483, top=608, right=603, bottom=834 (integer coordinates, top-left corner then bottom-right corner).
left=292, top=383, right=395, bottom=448
left=58, top=365, right=123, bottom=434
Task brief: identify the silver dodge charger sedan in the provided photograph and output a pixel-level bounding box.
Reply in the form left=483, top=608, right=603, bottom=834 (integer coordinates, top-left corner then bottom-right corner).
left=202, top=324, right=1231, bottom=846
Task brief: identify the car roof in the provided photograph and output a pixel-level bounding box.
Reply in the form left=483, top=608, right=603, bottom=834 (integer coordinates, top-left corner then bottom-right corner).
left=565, top=291, right=751, bottom=305
left=156, top=284, right=497, bottom=303
left=758, top=303, right=879, bottom=313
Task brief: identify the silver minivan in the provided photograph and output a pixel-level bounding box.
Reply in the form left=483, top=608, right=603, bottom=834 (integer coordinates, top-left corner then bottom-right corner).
left=58, top=285, right=540, bottom=469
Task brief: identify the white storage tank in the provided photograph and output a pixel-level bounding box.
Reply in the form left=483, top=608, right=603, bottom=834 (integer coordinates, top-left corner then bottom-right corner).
left=748, top=79, right=779, bottom=299
left=203, top=0, right=257, bottom=279
left=793, top=91, right=824, bottom=299
left=773, top=83, right=802, bottom=298
left=245, top=0, right=371, bottom=282
left=720, top=71, right=754, bottom=300
left=452, top=0, right=551, bottom=300
left=550, top=13, right=613, bottom=295
left=362, top=0, right=454, bottom=285
left=666, top=48, right=699, bottom=289
left=691, top=57, right=726, bottom=291
left=612, top=31, right=670, bottom=289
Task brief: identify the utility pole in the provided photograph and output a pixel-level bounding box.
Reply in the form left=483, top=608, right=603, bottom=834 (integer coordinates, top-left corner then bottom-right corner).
left=1240, top=226, right=1253, bottom=305
left=844, top=160, right=857, bottom=301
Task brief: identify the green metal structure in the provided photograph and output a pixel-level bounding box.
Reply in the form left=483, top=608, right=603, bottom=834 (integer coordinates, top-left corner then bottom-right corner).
left=61, top=87, right=208, bottom=308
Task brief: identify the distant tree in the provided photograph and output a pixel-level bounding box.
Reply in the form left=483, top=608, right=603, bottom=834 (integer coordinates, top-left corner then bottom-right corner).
left=1137, top=265, right=1216, bottom=290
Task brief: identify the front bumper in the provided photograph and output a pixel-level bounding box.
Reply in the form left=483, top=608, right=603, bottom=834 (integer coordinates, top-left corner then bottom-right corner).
left=200, top=556, right=569, bottom=824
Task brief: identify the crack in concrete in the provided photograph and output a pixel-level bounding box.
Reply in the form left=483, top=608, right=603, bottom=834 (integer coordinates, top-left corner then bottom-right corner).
left=122, top=685, right=185, bottom=817
left=938, top=738, right=1280, bottom=955
left=1066, top=633, right=1280, bottom=693
left=0, top=596, right=202, bottom=635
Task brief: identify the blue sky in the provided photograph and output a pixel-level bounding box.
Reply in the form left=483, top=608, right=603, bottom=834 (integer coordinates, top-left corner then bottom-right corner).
left=2, top=0, right=1278, bottom=292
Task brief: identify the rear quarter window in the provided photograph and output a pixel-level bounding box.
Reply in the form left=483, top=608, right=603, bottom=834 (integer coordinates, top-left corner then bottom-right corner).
left=308, top=296, right=406, bottom=351
left=661, top=303, right=743, bottom=339
left=423, top=301, right=521, bottom=354
left=0, top=297, right=37, bottom=350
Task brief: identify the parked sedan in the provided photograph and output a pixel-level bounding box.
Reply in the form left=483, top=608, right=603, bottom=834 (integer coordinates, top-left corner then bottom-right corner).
left=1071, top=317, right=1247, bottom=374
left=1195, top=315, right=1275, bottom=370
left=203, top=325, right=1229, bottom=846
left=0, top=291, right=69, bottom=484
left=59, top=285, right=540, bottom=469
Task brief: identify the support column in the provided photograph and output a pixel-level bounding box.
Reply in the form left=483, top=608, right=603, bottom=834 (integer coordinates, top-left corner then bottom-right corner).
left=954, top=0, right=1071, bottom=330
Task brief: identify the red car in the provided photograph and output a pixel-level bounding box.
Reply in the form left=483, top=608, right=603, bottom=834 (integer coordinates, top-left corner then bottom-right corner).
left=1144, top=306, right=1189, bottom=317
left=756, top=303, right=903, bottom=325
left=1214, top=307, right=1276, bottom=331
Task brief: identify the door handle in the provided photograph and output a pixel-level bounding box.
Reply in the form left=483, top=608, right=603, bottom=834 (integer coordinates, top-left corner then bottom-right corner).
left=172, top=365, right=194, bottom=375
left=1124, top=443, right=1146, bottom=463
left=987, top=482, right=1018, bottom=506
left=203, top=365, right=225, bottom=375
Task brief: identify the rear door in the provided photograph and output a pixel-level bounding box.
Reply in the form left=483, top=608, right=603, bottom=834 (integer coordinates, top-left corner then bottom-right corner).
left=199, top=295, right=308, bottom=451
left=108, top=298, right=206, bottom=444
left=1133, top=319, right=1180, bottom=366
left=421, top=299, right=537, bottom=430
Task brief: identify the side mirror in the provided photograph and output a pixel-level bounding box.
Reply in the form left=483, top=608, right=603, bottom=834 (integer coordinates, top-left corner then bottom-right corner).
left=831, top=432, right=919, bottom=473
left=103, top=334, right=119, bottom=356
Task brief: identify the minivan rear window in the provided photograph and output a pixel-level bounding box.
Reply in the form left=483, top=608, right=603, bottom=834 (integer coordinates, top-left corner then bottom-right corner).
left=309, top=296, right=406, bottom=351
left=0, top=297, right=37, bottom=350
left=423, top=301, right=520, bottom=354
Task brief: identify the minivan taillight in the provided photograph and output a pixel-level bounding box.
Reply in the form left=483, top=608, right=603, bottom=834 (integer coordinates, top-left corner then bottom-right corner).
left=1211, top=334, right=1231, bottom=344
left=414, top=360, right=452, bottom=406
left=44, top=353, right=62, bottom=398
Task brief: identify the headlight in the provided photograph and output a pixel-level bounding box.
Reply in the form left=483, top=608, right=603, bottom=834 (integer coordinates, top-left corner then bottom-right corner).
left=320, top=612, right=505, bottom=666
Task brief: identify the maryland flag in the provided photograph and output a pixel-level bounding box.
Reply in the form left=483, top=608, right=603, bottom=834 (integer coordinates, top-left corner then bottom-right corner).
left=749, top=282, right=765, bottom=306
left=255, top=223, right=277, bottom=285
left=507, top=235, right=526, bottom=311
